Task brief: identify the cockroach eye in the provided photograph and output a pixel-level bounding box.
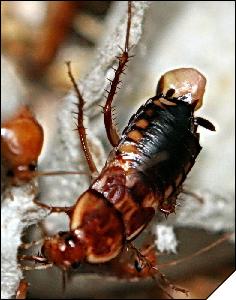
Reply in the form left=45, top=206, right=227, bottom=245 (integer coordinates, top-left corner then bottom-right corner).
left=28, top=163, right=36, bottom=171
left=58, top=231, right=67, bottom=237
left=64, top=234, right=77, bottom=247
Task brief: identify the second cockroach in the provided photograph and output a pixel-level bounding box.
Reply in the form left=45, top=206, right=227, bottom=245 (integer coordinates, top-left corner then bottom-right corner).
left=1, top=106, right=44, bottom=185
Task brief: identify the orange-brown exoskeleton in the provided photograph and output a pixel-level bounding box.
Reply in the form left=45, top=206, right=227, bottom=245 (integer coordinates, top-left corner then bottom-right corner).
left=38, top=66, right=215, bottom=270
left=19, top=1, right=219, bottom=298
left=1, top=105, right=44, bottom=185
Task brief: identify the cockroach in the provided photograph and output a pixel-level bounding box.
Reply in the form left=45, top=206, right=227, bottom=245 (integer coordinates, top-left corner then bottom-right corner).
left=18, top=1, right=226, bottom=298
left=1, top=105, right=44, bottom=185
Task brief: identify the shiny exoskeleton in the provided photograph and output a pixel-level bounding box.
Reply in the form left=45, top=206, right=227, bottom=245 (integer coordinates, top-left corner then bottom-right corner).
left=1, top=106, right=44, bottom=185
left=41, top=68, right=215, bottom=270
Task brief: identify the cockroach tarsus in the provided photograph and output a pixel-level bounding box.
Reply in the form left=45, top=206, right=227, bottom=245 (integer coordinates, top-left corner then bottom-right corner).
left=17, top=1, right=228, bottom=299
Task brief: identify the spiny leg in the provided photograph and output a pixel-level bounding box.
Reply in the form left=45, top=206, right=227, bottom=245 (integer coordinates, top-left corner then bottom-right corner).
left=158, top=232, right=232, bottom=269
left=110, top=237, right=186, bottom=298
left=182, top=188, right=204, bottom=204
left=20, top=263, right=53, bottom=271
left=127, top=242, right=189, bottom=298
left=66, top=61, right=98, bottom=177
left=152, top=232, right=231, bottom=292
left=34, top=199, right=73, bottom=215
left=103, top=1, right=133, bottom=147
left=19, top=254, right=48, bottom=263
left=32, top=170, right=87, bottom=215
left=19, top=239, right=44, bottom=250
left=18, top=254, right=53, bottom=271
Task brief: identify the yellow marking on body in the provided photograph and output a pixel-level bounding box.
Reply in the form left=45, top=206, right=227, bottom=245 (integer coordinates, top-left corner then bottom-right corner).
left=153, top=99, right=166, bottom=108
left=135, top=119, right=149, bottom=129
left=127, top=130, right=143, bottom=142
left=159, top=98, right=177, bottom=106
left=119, top=143, right=138, bottom=153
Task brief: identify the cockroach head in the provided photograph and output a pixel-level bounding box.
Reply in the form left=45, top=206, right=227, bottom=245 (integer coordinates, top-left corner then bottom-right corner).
left=156, top=68, right=206, bottom=110
left=41, top=231, right=86, bottom=270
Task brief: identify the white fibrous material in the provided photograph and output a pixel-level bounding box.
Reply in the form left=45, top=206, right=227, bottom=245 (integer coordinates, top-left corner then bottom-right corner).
left=172, top=189, right=235, bottom=235
left=1, top=183, right=48, bottom=299
left=155, top=225, right=178, bottom=254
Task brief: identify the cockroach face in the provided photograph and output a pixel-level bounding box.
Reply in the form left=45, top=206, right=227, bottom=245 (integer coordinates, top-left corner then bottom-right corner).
left=156, top=68, right=206, bottom=110
left=41, top=232, right=86, bottom=270
left=1, top=106, right=44, bottom=185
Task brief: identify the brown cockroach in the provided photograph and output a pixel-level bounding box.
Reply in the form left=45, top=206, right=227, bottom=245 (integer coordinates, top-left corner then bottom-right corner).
left=36, top=64, right=213, bottom=280
left=1, top=105, right=44, bottom=185
left=18, top=1, right=225, bottom=298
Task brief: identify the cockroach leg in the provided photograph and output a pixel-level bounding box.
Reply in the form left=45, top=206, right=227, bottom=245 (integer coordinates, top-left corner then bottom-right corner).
left=150, top=266, right=189, bottom=298
left=103, top=1, right=133, bottom=147
left=127, top=242, right=188, bottom=298
left=19, top=254, right=48, bottom=263
left=126, top=242, right=154, bottom=276
left=21, top=263, right=53, bottom=271
left=66, top=61, right=98, bottom=178
left=182, top=188, right=204, bottom=204
left=33, top=170, right=90, bottom=177
left=16, top=279, right=29, bottom=299
left=19, top=254, right=53, bottom=271
left=62, top=270, right=67, bottom=294
left=33, top=199, right=73, bottom=215
left=19, top=239, right=44, bottom=250
left=158, top=232, right=232, bottom=269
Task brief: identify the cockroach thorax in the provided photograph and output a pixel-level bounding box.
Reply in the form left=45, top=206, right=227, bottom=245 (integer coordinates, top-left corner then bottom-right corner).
left=156, top=68, right=206, bottom=110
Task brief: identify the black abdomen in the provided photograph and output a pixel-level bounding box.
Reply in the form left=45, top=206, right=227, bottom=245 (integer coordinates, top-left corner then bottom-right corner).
left=116, top=96, right=202, bottom=213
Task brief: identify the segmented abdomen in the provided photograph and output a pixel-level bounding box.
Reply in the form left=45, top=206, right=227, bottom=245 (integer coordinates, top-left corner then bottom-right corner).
left=92, top=96, right=201, bottom=239
left=119, top=96, right=201, bottom=201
